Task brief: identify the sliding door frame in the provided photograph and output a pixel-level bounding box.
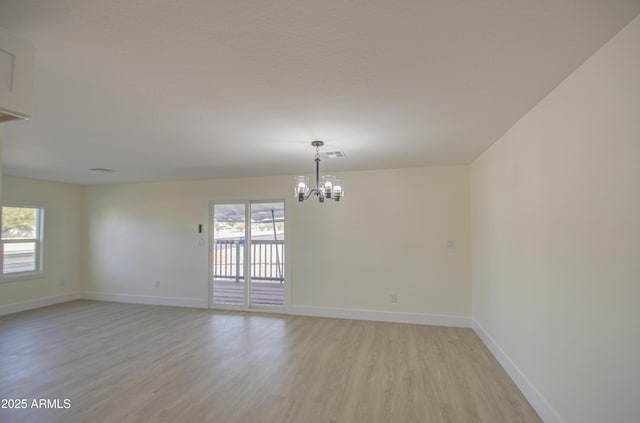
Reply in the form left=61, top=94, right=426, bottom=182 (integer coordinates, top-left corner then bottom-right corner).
left=208, top=198, right=289, bottom=313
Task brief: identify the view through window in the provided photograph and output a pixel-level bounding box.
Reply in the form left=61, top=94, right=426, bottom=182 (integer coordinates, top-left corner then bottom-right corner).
left=1, top=206, right=44, bottom=277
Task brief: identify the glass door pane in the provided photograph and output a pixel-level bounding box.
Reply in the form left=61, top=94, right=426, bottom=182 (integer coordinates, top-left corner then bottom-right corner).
left=212, top=203, right=246, bottom=306
left=249, top=202, right=285, bottom=307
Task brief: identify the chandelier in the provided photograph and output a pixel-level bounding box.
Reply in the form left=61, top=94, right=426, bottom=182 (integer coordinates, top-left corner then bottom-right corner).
left=294, top=141, right=344, bottom=202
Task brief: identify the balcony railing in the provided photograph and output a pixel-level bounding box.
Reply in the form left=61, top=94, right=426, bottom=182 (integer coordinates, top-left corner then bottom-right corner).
left=213, top=239, right=284, bottom=282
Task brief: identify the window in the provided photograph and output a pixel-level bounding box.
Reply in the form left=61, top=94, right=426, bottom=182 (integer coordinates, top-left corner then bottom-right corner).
left=1, top=206, right=44, bottom=279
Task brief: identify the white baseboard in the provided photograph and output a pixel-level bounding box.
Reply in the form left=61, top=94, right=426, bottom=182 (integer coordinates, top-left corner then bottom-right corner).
left=81, top=291, right=208, bottom=309
left=0, top=293, right=82, bottom=317
left=1, top=294, right=466, bottom=328
left=289, top=305, right=471, bottom=328
left=472, top=320, right=565, bottom=423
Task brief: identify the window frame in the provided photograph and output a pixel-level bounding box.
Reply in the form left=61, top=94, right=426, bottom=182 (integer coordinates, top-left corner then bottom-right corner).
left=0, top=204, right=45, bottom=282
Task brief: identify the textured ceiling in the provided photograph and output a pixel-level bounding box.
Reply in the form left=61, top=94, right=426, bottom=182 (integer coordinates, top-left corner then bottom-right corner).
left=1, top=0, right=639, bottom=184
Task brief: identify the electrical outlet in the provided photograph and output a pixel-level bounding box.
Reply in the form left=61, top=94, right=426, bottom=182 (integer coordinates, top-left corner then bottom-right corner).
left=446, top=240, right=457, bottom=249
left=154, top=280, right=160, bottom=288
left=59, top=279, right=66, bottom=287
left=389, top=293, right=397, bottom=303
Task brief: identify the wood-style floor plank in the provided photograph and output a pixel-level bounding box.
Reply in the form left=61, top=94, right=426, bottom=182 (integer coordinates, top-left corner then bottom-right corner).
left=0, top=301, right=541, bottom=423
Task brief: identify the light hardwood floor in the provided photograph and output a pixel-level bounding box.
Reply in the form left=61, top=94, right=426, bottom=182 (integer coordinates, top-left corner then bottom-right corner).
left=0, top=301, right=541, bottom=423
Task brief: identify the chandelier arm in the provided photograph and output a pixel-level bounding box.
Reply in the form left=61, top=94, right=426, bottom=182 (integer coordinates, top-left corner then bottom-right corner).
left=302, top=188, right=318, bottom=201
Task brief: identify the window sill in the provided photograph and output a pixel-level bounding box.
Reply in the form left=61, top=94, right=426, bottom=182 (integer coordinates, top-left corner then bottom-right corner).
left=1, top=272, right=46, bottom=283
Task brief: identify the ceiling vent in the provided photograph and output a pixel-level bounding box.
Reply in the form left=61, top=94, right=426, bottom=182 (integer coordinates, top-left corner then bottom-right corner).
left=320, top=151, right=346, bottom=159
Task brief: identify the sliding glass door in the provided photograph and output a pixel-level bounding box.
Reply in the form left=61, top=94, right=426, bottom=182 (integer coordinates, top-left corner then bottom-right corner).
left=249, top=202, right=285, bottom=307
left=211, top=203, right=246, bottom=306
left=211, top=201, right=285, bottom=309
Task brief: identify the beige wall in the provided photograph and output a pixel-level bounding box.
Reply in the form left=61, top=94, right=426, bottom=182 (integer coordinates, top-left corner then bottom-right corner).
left=470, top=15, right=640, bottom=423
left=292, top=166, right=470, bottom=316
left=0, top=126, right=3, bottom=214
left=0, top=175, right=84, bottom=307
left=84, top=166, right=471, bottom=318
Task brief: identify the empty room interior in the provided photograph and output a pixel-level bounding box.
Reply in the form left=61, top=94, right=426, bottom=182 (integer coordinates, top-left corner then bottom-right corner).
left=0, top=1, right=639, bottom=422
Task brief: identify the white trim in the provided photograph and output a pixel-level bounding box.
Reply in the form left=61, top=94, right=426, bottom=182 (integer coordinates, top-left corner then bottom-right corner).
left=0, top=106, right=30, bottom=121
left=0, top=271, right=46, bottom=283
left=472, top=319, right=565, bottom=423
left=289, top=305, right=471, bottom=328
left=0, top=293, right=81, bottom=317
left=81, top=291, right=208, bottom=309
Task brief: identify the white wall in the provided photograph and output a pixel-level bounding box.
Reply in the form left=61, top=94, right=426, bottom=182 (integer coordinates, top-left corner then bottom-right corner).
left=470, top=15, right=640, bottom=423
left=0, top=175, right=84, bottom=310
left=84, top=166, right=471, bottom=321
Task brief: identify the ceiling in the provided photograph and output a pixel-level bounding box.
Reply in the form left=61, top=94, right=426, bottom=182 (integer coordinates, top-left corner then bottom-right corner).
left=1, top=0, right=639, bottom=185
